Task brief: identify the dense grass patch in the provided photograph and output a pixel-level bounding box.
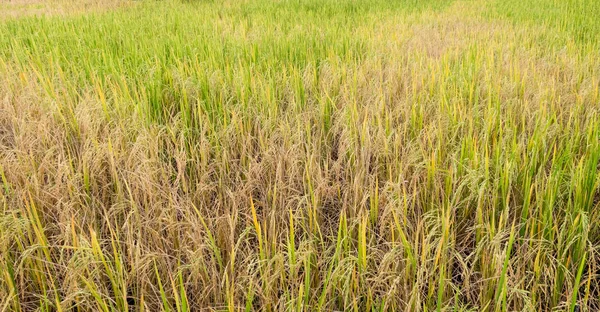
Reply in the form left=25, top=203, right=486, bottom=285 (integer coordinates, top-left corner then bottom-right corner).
left=1, top=0, right=599, bottom=311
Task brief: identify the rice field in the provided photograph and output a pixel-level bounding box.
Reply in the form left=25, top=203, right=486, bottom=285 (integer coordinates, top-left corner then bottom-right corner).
left=1, top=0, right=599, bottom=311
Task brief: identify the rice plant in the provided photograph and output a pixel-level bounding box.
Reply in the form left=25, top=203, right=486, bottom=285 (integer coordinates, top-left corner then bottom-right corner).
left=1, top=0, right=599, bottom=310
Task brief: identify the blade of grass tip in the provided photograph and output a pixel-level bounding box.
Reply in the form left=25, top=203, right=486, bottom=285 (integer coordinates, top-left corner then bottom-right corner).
left=154, top=261, right=172, bottom=312
left=369, top=179, right=379, bottom=224
left=170, top=272, right=182, bottom=312
left=50, top=269, right=64, bottom=312
left=250, top=197, right=265, bottom=261
left=79, top=276, right=110, bottom=312
left=495, top=223, right=516, bottom=312
left=569, top=252, right=587, bottom=312
left=2, top=259, right=20, bottom=312
left=26, top=194, right=51, bottom=262
left=297, top=285, right=304, bottom=311
left=437, top=263, right=445, bottom=312
left=191, top=203, right=223, bottom=270
left=178, top=271, right=189, bottom=312
left=0, top=164, right=10, bottom=196
left=317, top=211, right=348, bottom=309
left=358, top=215, right=367, bottom=274
left=106, top=218, right=127, bottom=311
left=245, top=282, right=255, bottom=312
left=90, top=226, right=124, bottom=311
left=288, top=206, right=296, bottom=272
left=140, top=291, right=146, bottom=312
left=303, top=253, right=312, bottom=307
left=391, top=210, right=415, bottom=276
left=225, top=272, right=234, bottom=312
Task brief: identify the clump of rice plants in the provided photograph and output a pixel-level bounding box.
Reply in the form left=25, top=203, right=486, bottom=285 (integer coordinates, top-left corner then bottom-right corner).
left=1, top=0, right=599, bottom=311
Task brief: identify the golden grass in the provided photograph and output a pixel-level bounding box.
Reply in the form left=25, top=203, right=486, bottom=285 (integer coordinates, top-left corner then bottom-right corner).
left=0, top=0, right=133, bottom=19
left=1, top=0, right=600, bottom=311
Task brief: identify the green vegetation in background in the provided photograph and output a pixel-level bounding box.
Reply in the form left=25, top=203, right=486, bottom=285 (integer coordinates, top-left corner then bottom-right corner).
left=0, top=0, right=599, bottom=311
left=489, top=0, right=600, bottom=46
